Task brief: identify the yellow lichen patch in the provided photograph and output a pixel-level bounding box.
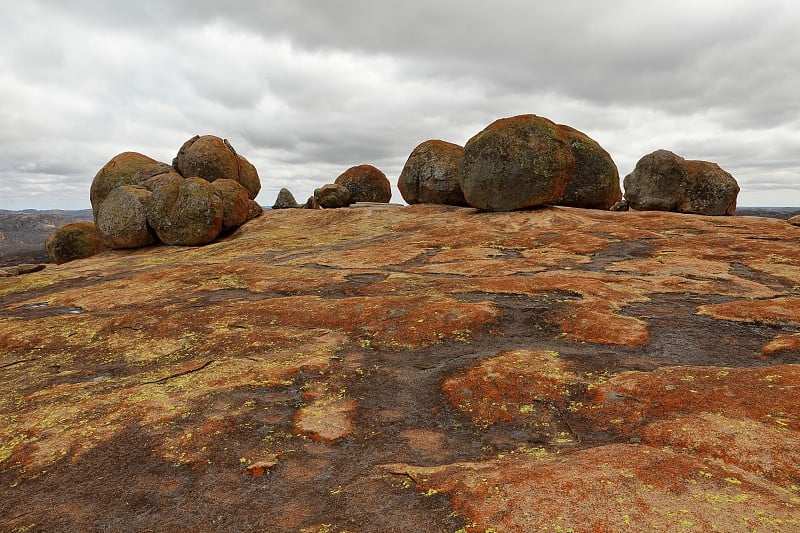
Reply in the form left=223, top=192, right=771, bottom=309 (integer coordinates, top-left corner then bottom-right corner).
left=0, top=330, right=345, bottom=472
left=697, top=297, right=800, bottom=326
left=442, top=350, right=580, bottom=430
left=385, top=444, right=800, bottom=532
left=294, top=381, right=357, bottom=443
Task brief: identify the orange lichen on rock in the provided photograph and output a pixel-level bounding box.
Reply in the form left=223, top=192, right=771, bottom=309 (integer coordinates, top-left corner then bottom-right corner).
left=761, top=333, right=800, bottom=358
left=585, top=364, right=800, bottom=435
left=443, top=350, right=579, bottom=429
left=698, top=297, right=800, bottom=326
left=386, top=443, right=799, bottom=532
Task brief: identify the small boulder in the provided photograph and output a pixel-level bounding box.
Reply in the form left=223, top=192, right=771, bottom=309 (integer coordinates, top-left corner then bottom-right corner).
left=554, top=125, right=621, bottom=210
left=147, top=177, right=223, bottom=246
left=314, top=183, right=353, bottom=208
left=460, top=114, right=575, bottom=211
left=304, top=196, right=321, bottom=209
left=90, top=152, right=158, bottom=215
left=96, top=185, right=157, bottom=249
left=610, top=199, right=630, bottom=212
left=247, top=200, right=263, bottom=220
left=0, top=264, right=46, bottom=277
left=273, top=188, right=301, bottom=209
left=45, top=222, right=104, bottom=264
left=398, top=140, right=467, bottom=206
left=623, top=150, right=739, bottom=215
left=212, top=179, right=250, bottom=232
left=787, top=215, right=800, bottom=227
left=334, top=165, right=391, bottom=203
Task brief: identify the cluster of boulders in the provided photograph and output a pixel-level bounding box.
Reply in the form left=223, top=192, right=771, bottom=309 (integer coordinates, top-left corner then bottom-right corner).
left=395, top=114, right=739, bottom=216
left=622, top=149, right=739, bottom=215
left=397, top=115, right=622, bottom=212
left=46, top=135, right=262, bottom=263
left=273, top=164, right=392, bottom=210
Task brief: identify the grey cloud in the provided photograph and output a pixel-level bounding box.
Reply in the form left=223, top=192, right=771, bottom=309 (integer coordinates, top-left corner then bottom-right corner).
left=3, top=1, right=799, bottom=209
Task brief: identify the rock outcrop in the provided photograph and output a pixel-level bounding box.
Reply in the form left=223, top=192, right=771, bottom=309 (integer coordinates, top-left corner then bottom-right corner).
left=85, top=136, right=262, bottom=251
left=460, top=114, right=576, bottom=211
left=787, top=215, right=800, bottom=227
left=334, top=164, right=391, bottom=203
left=272, top=188, right=301, bottom=209
left=44, top=221, right=104, bottom=264
left=623, top=149, right=739, bottom=215
left=314, top=183, right=353, bottom=208
left=554, top=125, right=622, bottom=209
left=5, top=205, right=800, bottom=531
left=398, top=140, right=467, bottom=206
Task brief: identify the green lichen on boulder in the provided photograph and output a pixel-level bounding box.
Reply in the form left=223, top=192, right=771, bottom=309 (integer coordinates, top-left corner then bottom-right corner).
left=147, top=177, right=223, bottom=245
left=44, top=221, right=104, bottom=264
left=460, top=114, right=575, bottom=211
left=90, top=152, right=158, bottom=215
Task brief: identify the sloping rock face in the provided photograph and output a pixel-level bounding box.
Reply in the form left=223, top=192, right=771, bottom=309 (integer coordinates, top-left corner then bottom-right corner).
left=3, top=205, right=800, bottom=531
left=398, top=140, right=467, bottom=206
left=334, top=164, right=391, bottom=203
left=624, top=149, right=739, bottom=215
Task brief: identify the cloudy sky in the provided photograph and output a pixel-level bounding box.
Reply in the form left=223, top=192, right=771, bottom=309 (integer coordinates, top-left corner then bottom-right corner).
left=2, top=0, right=799, bottom=210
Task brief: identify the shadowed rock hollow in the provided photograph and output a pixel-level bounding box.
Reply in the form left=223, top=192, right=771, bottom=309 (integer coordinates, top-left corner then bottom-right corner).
left=2, top=205, right=800, bottom=532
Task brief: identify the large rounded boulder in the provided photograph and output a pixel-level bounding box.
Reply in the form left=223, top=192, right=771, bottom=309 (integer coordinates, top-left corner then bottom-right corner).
left=212, top=179, right=250, bottom=232
left=623, top=150, right=739, bottom=215
left=147, top=177, right=223, bottom=246
left=460, top=115, right=575, bottom=211
left=334, top=165, right=391, bottom=203
left=173, top=135, right=261, bottom=199
left=45, top=222, right=104, bottom=264
left=96, top=185, right=156, bottom=249
left=90, top=152, right=158, bottom=215
left=398, top=140, right=467, bottom=206
left=554, top=125, right=621, bottom=210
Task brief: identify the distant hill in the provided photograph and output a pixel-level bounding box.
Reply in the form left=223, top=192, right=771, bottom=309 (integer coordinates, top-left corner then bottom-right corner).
left=0, top=206, right=797, bottom=267
left=0, top=209, right=93, bottom=266
left=734, top=206, right=800, bottom=219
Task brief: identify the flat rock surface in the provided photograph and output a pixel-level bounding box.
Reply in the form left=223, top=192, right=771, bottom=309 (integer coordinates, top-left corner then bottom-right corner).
left=1, top=205, right=799, bottom=532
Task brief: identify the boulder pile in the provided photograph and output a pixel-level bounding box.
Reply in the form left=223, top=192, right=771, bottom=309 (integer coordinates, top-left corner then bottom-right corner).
left=90, top=135, right=261, bottom=250
left=623, top=149, right=740, bottom=216
left=396, top=115, right=621, bottom=212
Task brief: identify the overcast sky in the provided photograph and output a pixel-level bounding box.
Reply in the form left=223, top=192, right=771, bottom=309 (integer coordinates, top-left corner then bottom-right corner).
left=2, top=1, right=799, bottom=210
